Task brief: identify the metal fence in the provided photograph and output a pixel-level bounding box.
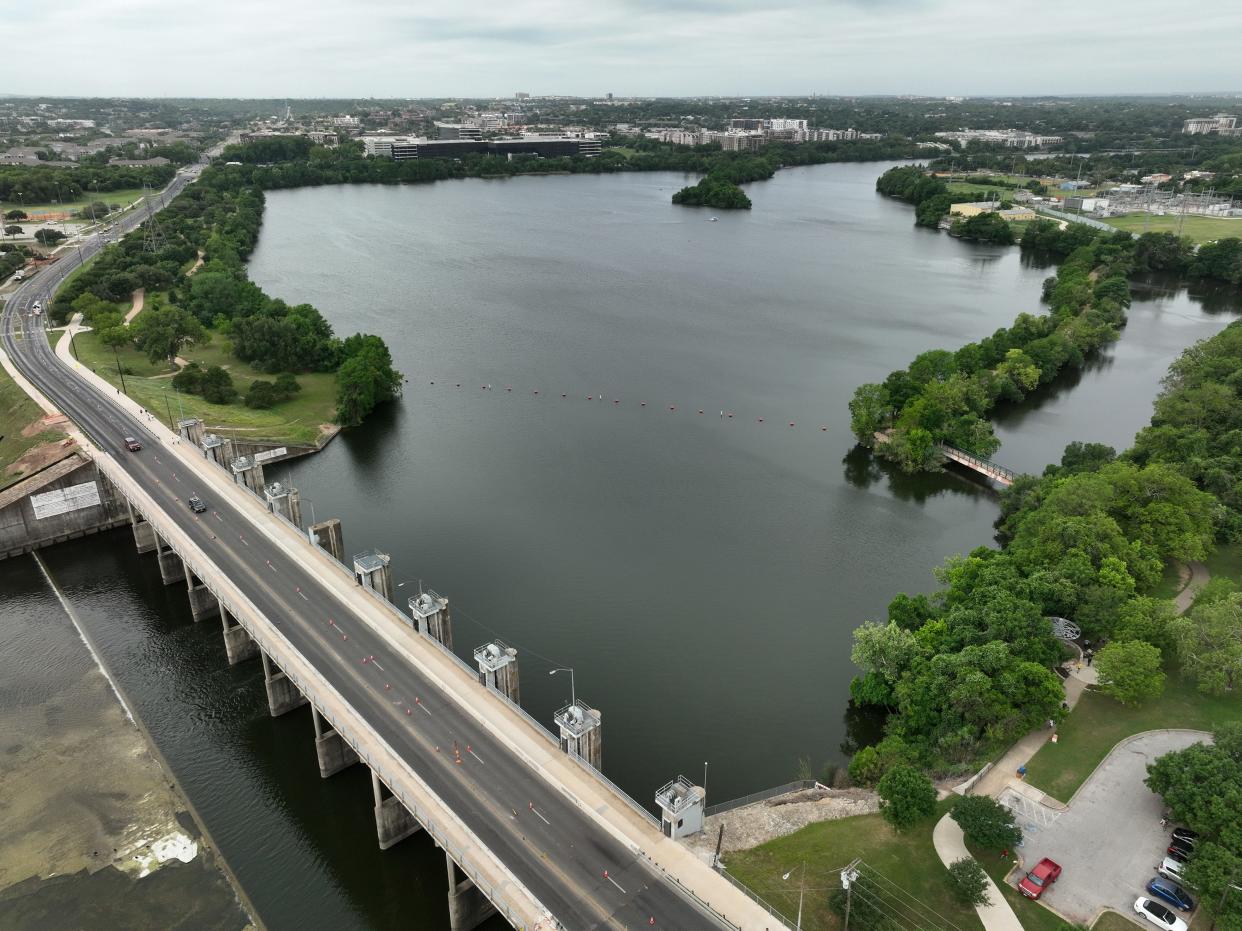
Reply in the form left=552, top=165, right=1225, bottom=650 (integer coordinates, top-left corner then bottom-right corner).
left=705, top=779, right=817, bottom=817
left=1034, top=206, right=1122, bottom=234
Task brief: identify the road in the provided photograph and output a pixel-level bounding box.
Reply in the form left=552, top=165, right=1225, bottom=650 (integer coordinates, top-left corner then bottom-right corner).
left=1, top=167, right=736, bottom=929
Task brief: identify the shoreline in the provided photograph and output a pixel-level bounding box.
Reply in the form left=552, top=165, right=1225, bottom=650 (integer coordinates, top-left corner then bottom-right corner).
left=0, top=554, right=260, bottom=930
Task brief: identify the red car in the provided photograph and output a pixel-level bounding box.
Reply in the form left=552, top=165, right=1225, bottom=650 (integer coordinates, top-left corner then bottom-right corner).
left=1019, top=858, right=1062, bottom=899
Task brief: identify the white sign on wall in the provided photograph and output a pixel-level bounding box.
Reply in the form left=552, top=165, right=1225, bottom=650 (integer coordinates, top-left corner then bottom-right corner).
left=31, top=481, right=102, bottom=519
left=253, top=447, right=288, bottom=463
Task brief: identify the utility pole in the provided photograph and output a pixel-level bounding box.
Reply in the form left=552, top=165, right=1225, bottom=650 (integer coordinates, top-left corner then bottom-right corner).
left=841, top=859, right=861, bottom=931
left=112, top=344, right=128, bottom=395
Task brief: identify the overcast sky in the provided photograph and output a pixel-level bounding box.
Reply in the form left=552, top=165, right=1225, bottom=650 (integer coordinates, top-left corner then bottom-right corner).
left=10, top=0, right=1241, bottom=99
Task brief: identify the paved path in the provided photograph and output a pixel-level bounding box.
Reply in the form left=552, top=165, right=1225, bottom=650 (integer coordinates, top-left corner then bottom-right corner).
left=1174, top=560, right=1210, bottom=614
left=123, top=288, right=145, bottom=325
left=932, top=814, right=1024, bottom=931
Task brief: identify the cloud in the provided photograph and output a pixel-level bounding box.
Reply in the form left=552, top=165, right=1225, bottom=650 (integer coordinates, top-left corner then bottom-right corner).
left=4, top=0, right=1239, bottom=97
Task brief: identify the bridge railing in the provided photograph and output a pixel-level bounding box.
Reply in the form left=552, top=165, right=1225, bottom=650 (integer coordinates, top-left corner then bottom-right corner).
left=939, top=443, right=1016, bottom=482
left=704, top=779, right=817, bottom=817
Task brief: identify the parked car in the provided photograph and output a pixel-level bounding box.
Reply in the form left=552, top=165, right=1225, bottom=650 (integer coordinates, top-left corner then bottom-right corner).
left=1166, top=845, right=1191, bottom=864
left=1171, top=828, right=1200, bottom=847
left=1134, top=897, right=1189, bottom=931
left=1159, top=857, right=1187, bottom=883
left=1018, top=858, right=1062, bottom=899
left=1147, top=877, right=1195, bottom=912
left=188, top=495, right=207, bottom=514
left=124, top=436, right=142, bottom=451
left=1168, top=837, right=1195, bottom=858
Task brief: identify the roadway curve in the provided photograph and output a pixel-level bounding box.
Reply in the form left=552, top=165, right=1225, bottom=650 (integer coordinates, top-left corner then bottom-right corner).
left=1, top=168, right=727, bottom=929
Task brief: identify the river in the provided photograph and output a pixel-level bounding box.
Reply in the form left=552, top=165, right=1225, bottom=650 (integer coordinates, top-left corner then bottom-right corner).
left=6, top=162, right=1237, bottom=929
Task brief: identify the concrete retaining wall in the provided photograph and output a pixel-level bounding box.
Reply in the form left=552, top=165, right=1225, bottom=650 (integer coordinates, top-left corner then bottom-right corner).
left=0, top=453, right=131, bottom=560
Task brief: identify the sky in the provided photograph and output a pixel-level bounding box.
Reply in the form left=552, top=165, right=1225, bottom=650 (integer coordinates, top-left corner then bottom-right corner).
left=8, top=0, right=1241, bottom=98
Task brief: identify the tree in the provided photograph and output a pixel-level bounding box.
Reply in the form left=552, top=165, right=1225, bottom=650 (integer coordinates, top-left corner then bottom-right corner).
left=849, top=384, right=891, bottom=443
left=951, top=796, right=1022, bottom=850
left=34, top=228, right=66, bottom=245
left=1169, top=592, right=1242, bottom=696
left=1145, top=723, right=1242, bottom=849
left=1181, top=842, right=1242, bottom=931
left=3, top=225, right=20, bottom=236
left=199, top=366, right=237, bottom=405
left=335, top=333, right=402, bottom=427
left=947, top=858, right=991, bottom=908
left=4, top=209, right=27, bottom=220
left=1094, top=640, right=1165, bottom=705
left=876, top=764, right=937, bottom=829
left=129, top=300, right=205, bottom=364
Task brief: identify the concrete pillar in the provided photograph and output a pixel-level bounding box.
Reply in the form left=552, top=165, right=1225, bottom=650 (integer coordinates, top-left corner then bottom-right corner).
left=312, top=707, right=358, bottom=778
left=184, top=566, right=219, bottom=622
left=178, top=418, right=205, bottom=446
left=264, top=481, right=302, bottom=527
left=200, top=433, right=233, bottom=468
left=473, top=641, right=520, bottom=704
left=353, top=551, right=393, bottom=602
left=309, top=518, right=344, bottom=563
left=221, top=606, right=258, bottom=665
left=231, top=456, right=265, bottom=496
left=154, top=533, right=184, bottom=586
left=410, top=590, right=452, bottom=649
left=371, top=770, right=421, bottom=850
left=261, top=650, right=307, bottom=717
left=128, top=502, right=156, bottom=554
left=554, top=700, right=602, bottom=771
left=446, top=853, right=498, bottom=931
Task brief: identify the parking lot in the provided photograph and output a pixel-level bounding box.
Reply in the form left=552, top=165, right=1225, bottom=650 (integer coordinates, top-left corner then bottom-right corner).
left=1003, top=730, right=1209, bottom=925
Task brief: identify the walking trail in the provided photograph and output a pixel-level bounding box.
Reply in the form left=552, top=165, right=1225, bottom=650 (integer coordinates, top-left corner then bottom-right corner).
left=123, top=288, right=145, bottom=325
left=931, top=814, right=1023, bottom=931
left=1174, top=560, right=1210, bottom=614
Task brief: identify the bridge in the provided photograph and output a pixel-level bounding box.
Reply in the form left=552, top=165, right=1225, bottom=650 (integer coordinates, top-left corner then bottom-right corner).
left=1, top=170, right=789, bottom=930
left=873, top=432, right=1016, bottom=487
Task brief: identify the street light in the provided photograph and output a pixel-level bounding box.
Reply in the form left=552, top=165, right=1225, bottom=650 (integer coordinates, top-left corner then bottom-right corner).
left=549, top=667, right=575, bottom=707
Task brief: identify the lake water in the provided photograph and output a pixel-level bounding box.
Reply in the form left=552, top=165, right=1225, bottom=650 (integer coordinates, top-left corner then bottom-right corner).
left=5, top=162, right=1235, bottom=930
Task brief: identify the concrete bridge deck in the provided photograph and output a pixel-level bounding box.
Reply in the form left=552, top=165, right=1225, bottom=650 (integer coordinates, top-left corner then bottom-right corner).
left=1, top=169, right=790, bottom=931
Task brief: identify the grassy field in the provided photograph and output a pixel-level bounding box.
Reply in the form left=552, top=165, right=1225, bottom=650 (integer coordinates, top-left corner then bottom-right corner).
left=1022, top=670, right=1242, bottom=803
left=1149, top=560, right=1187, bottom=601
left=725, top=800, right=983, bottom=931
left=70, top=329, right=338, bottom=446
left=1101, top=213, right=1242, bottom=245
left=0, top=357, right=67, bottom=491
left=9, top=188, right=149, bottom=218
left=1204, top=541, right=1242, bottom=586
left=1092, top=911, right=1140, bottom=931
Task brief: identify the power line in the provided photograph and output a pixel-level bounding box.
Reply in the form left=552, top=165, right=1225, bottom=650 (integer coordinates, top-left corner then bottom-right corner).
left=856, top=861, right=967, bottom=931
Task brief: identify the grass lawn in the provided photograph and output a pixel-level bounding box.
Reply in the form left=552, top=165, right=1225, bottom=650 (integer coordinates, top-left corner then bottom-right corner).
left=1022, top=671, right=1242, bottom=803
left=1101, top=213, right=1242, bottom=245
left=10, top=188, right=148, bottom=218
left=1092, top=911, right=1140, bottom=931
left=70, top=329, right=338, bottom=446
left=607, top=146, right=638, bottom=159
left=1148, top=560, right=1187, bottom=601
left=725, top=800, right=983, bottom=931
left=0, top=359, right=67, bottom=491
left=1204, top=541, right=1242, bottom=586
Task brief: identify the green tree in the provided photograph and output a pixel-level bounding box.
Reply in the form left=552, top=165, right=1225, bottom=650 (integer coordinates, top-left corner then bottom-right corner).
left=335, top=334, right=403, bottom=427
left=876, top=764, right=937, bottom=829
left=245, top=379, right=282, bottom=408
left=129, top=300, right=205, bottom=364
left=1094, top=640, right=1165, bottom=705
left=3, top=225, right=20, bottom=236
left=849, top=383, right=891, bottom=443
left=1145, top=723, right=1242, bottom=849
left=947, top=858, right=991, bottom=908
left=950, top=796, right=1022, bottom=850
left=35, top=228, right=67, bottom=245
left=199, top=365, right=237, bottom=405
left=4, top=209, right=27, bottom=220
left=1169, top=592, right=1242, bottom=696
left=1181, top=842, right=1242, bottom=931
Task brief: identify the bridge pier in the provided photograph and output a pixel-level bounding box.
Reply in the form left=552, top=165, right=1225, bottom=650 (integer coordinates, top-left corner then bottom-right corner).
left=184, top=566, right=219, bottom=622
left=154, top=534, right=184, bottom=586
left=371, top=771, right=421, bottom=850
left=221, top=606, right=258, bottom=665
left=261, top=651, right=307, bottom=716
left=128, top=502, right=156, bottom=554
left=312, top=707, right=358, bottom=778
left=309, top=517, right=344, bottom=563
left=446, top=852, right=498, bottom=931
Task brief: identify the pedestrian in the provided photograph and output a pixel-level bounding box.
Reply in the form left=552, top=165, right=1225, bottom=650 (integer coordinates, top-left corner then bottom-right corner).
left=1047, top=718, right=1055, bottom=729
left=1086, top=650, right=1094, bottom=667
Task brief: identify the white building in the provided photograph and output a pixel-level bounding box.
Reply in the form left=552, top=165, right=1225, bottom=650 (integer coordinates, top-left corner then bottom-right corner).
left=1183, top=114, right=1237, bottom=135
left=933, top=129, right=1063, bottom=148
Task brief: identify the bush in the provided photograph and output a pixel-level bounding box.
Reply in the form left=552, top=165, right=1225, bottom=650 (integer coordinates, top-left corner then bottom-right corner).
left=947, top=858, right=991, bottom=908
left=951, top=796, right=1021, bottom=850
left=876, top=764, right=937, bottom=829
left=1095, top=640, right=1166, bottom=705
left=199, top=365, right=237, bottom=405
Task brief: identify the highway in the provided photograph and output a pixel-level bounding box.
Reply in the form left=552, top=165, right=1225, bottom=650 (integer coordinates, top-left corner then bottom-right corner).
left=1, top=168, right=735, bottom=929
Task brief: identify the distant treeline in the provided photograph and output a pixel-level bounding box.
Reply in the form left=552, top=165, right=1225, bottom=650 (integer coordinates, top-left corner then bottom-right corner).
left=0, top=163, right=177, bottom=204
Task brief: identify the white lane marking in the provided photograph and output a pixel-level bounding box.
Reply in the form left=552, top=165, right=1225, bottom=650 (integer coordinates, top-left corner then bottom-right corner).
left=296, top=589, right=308, bottom=601
left=213, top=511, right=222, bottom=521
left=469, top=748, right=486, bottom=766
left=239, top=535, right=249, bottom=546
left=371, top=660, right=385, bottom=672
left=416, top=699, right=431, bottom=716
left=605, top=874, right=627, bottom=894
left=530, top=805, right=550, bottom=825
left=265, top=559, right=277, bottom=572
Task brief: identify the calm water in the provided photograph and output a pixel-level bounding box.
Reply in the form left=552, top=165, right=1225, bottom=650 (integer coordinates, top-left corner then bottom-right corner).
left=5, top=163, right=1236, bottom=930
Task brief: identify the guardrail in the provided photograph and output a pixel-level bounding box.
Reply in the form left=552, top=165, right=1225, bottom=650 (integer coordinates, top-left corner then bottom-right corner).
left=704, top=780, right=817, bottom=817
left=717, top=867, right=797, bottom=928
left=939, top=444, right=1016, bottom=485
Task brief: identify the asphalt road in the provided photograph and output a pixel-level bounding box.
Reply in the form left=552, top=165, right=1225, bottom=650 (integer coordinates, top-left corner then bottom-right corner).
left=1, top=169, right=726, bottom=930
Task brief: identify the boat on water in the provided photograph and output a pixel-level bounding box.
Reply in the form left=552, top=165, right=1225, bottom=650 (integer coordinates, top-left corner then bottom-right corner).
left=708, top=216, right=719, bottom=222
